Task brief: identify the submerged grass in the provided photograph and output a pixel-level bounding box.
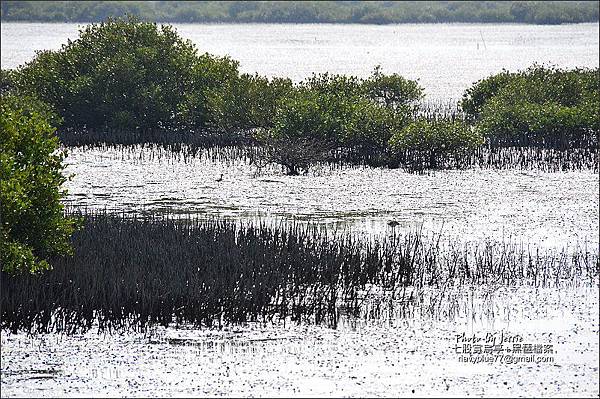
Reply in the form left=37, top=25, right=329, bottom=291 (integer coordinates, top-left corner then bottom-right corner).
left=1, top=212, right=597, bottom=334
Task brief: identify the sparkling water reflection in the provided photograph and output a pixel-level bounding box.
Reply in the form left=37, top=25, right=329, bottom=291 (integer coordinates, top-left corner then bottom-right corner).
left=63, top=146, right=599, bottom=249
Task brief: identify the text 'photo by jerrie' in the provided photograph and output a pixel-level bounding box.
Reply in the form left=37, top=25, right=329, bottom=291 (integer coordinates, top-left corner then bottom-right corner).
left=1, top=1, right=599, bottom=398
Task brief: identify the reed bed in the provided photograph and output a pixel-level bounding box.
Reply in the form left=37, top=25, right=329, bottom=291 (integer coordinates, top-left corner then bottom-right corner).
left=1, top=212, right=597, bottom=334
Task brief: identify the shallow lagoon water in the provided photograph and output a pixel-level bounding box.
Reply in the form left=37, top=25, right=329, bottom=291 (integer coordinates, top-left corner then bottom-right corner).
left=62, top=146, right=599, bottom=250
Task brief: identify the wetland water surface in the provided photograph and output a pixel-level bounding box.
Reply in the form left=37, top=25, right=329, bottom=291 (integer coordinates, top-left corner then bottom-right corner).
left=1, top=286, right=598, bottom=397
left=63, top=146, right=599, bottom=249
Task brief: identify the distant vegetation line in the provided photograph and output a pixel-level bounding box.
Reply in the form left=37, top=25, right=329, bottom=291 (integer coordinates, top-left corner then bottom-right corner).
left=1, top=1, right=599, bottom=24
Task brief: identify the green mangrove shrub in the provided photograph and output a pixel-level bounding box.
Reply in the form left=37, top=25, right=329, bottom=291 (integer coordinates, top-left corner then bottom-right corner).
left=16, top=16, right=239, bottom=132
left=176, top=51, right=241, bottom=132
left=343, top=97, right=404, bottom=150
left=477, top=97, right=599, bottom=148
left=301, top=67, right=424, bottom=114
left=302, top=72, right=363, bottom=99
left=0, top=94, right=78, bottom=274
left=471, top=66, right=600, bottom=147
left=255, top=76, right=415, bottom=174
left=361, top=65, right=424, bottom=112
left=253, top=88, right=351, bottom=174
left=388, top=118, right=483, bottom=169
left=460, top=69, right=516, bottom=121
left=254, top=69, right=422, bottom=174
left=461, top=65, right=599, bottom=120
left=207, top=73, right=294, bottom=133
left=298, top=68, right=421, bottom=149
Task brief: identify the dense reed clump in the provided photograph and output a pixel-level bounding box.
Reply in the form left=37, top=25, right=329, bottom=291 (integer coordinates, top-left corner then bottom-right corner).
left=2, top=212, right=597, bottom=334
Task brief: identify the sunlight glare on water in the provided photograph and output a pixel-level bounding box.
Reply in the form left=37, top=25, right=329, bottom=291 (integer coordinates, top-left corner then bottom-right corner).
left=63, top=146, right=600, bottom=249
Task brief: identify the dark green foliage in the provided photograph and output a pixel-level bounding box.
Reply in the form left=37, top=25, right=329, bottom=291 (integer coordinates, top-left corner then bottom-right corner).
left=302, top=72, right=363, bottom=99
left=16, top=16, right=238, bottom=132
left=344, top=98, right=403, bottom=150
left=477, top=97, right=599, bottom=148
left=0, top=94, right=78, bottom=274
left=1, top=212, right=596, bottom=333
left=2, top=1, right=598, bottom=24
left=463, top=65, right=600, bottom=148
left=388, top=118, right=483, bottom=169
left=462, top=65, right=599, bottom=120
left=271, top=87, right=357, bottom=144
left=460, top=70, right=516, bottom=121
left=207, top=74, right=294, bottom=133
left=0, top=69, right=19, bottom=95
left=253, top=70, right=421, bottom=174
left=262, top=68, right=422, bottom=149
left=253, top=87, right=349, bottom=174
left=177, top=52, right=242, bottom=132
left=362, top=66, right=424, bottom=112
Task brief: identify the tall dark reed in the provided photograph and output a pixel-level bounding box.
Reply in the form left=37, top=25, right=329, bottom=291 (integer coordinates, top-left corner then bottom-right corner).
left=2, top=212, right=597, bottom=334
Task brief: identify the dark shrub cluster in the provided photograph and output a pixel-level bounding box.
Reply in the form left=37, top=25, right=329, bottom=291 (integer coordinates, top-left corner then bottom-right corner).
left=388, top=118, right=483, bottom=170
left=461, top=65, right=599, bottom=149
left=0, top=94, right=78, bottom=274
left=14, top=16, right=240, bottom=133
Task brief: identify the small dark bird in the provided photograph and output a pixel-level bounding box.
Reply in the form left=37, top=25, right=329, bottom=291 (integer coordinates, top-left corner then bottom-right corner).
left=216, top=173, right=223, bottom=182
left=387, top=220, right=400, bottom=228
